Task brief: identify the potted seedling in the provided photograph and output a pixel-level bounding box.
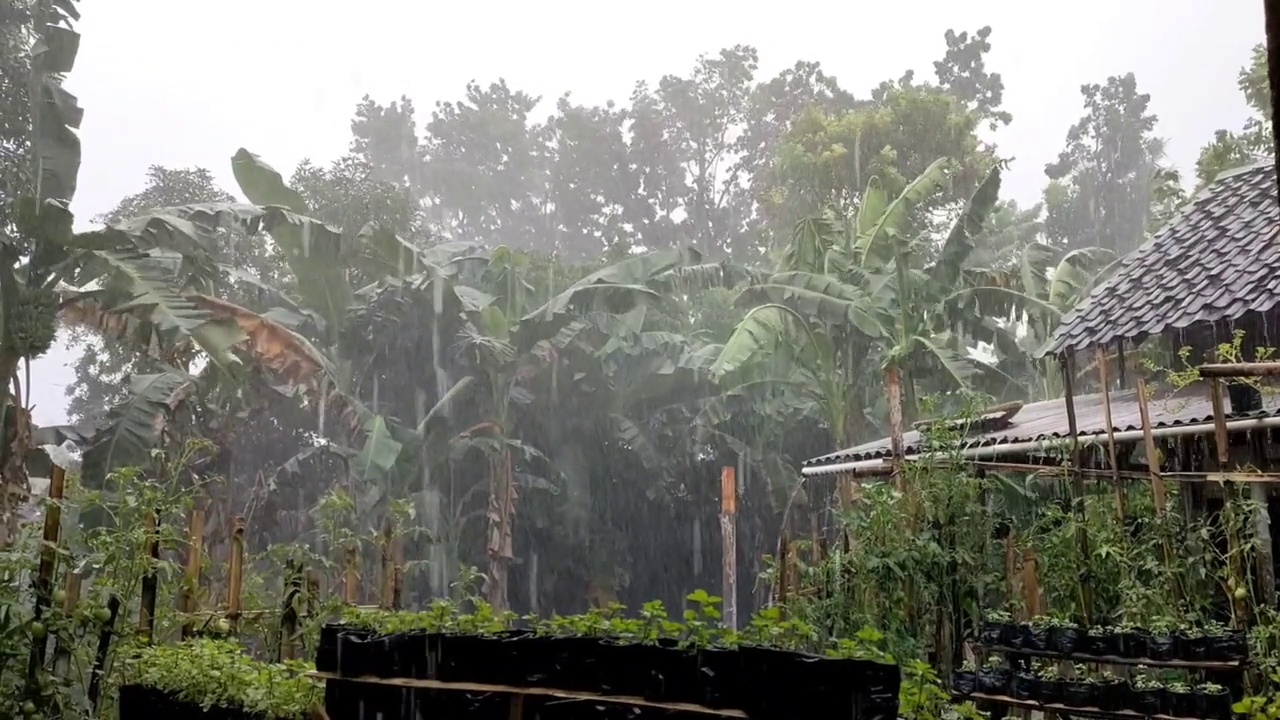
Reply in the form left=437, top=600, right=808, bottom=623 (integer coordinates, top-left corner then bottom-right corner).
left=1195, top=682, right=1231, bottom=720
left=1032, top=661, right=1062, bottom=704
left=1051, top=617, right=1083, bottom=655
left=980, top=609, right=1014, bottom=647
left=1203, top=620, right=1248, bottom=662
left=1086, top=624, right=1116, bottom=657
left=1026, top=615, right=1054, bottom=652
left=952, top=659, right=978, bottom=696
left=1165, top=681, right=1195, bottom=718
left=1146, top=617, right=1179, bottom=661
left=1010, top=665, right=1036, bottom=701
left=1093, top=669, right=1126, bottom=711
left=1130, top=668, right=1163, bottom=716
left=1178, top=622, right=1208, bottom=662
left=1061, top=663, right=1096, bottom=708
left=977, top=655, right=1010, bottom=695
left=1116, top=621, right=1147, bottom=659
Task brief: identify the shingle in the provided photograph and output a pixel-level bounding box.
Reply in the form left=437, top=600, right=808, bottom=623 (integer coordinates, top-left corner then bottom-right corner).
left=1040, top=162, right=1280, bottom=358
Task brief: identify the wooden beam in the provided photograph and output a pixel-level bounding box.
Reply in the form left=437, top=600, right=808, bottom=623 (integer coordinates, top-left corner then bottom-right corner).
left=1135, top=379, right=1168, bottom=514
left=1198, top=362, right=1280, bottom=378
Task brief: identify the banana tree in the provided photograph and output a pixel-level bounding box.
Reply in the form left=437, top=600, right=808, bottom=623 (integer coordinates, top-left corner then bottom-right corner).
left=0, top=0, right=82, bottom=544
left=712, top=159, right=1005, bottom=449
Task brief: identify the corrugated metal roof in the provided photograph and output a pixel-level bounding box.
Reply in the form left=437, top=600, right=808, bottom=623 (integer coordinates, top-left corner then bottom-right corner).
left=801, top=383, right=1279, bottom=467
left=1040, top=161, right=1280, bottom=357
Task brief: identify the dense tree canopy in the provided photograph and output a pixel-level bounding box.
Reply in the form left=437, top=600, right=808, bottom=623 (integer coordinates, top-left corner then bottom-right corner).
left=0, top=19, right=1256, bottom=614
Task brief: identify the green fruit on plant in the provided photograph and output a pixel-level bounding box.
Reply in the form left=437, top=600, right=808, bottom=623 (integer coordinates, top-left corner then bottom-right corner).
left=21, top=700, right=35, bottom=715
left=1, top=285, right=57, bottom=359
left=213, top=618, right=231, bottom=634
left=92, top=607, right=112, bottom=624
left=51, top=590, right=66, bottom=605
left=29, top=713, right=43, bottom=720
left=1233, top=587, right=1248, bottom=600
left=28, top=621, right=45, bottom=640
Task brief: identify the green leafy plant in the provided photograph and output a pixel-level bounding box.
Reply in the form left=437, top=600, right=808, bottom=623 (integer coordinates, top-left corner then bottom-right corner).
left=118, top=639, right=320, bottom=718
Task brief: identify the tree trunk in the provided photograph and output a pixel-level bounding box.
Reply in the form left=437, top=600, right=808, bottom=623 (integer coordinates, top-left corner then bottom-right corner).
left=1266, top=0, right=1280, bottom=196
left=0, top=352, right=29, bottom=548
left=484, top=450, right=516, bottom=613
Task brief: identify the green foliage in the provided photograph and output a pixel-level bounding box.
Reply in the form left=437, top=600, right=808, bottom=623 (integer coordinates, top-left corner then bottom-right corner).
left=118, top=639, right=320, bottom=718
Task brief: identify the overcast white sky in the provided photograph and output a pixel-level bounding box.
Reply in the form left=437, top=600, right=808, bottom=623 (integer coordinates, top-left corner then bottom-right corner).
left=28, top=0, right=1265, bottom=427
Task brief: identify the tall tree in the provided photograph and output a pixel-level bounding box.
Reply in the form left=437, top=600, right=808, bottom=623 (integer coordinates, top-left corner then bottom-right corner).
left=1042, top=73, right=1175, bottom=254
left=1195, top=44, right=1272, bottom=188
left=932, top=26, right=1012, bottom=130
left=627, top=46, right=760, bottom=258
left=419, top=80, right=548, bottom=252
left=350, top=94, right=423, bottom=189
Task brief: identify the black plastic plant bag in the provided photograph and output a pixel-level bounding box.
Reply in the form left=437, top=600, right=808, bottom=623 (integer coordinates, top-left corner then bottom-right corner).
left=1010, top=672, right=1035, bottom=701
left=1132, top=687, right=1161, bottom=716
left=977, top=623, right=1004, bottom=646
left=1147, top=632, right=1178, bottom=661
left=1034, top=677, right=1062, bottom=704
left=1209, top=631, right=1247, bottom=661
left=695, top=647, right=743, bottom=709
left=1051, top=626, right=1082, bottom=655
left=1094, top=680, right=1126, bottom=711
left=1024, top=625, right=1051, bottom=651
left=1061, top=680, right=1095, bottom=708
left=977, top=666, right=1010, bottom=695
left=952, top=670, right=977, bottom=696
left=1195, top=687, right=1233, bottom=720
left=1166, top=689, right=1196, bottom=718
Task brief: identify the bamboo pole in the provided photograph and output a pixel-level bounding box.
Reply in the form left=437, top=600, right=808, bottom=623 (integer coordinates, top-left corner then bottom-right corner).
left=227, top=517, right=246, bottom=632
left=1209, top=379, right=1249, bottom=626
left=27, top=464, right=66, bottom=684
left=720, top=466, right=738, bottom=631
left=1060, top=354, right=1093, bottom=623
left=1097, top=347, right=1126, bottom=520
left=1137, top=378, right=1179, bottom=601
left=180, top=508, right=206, bottom=639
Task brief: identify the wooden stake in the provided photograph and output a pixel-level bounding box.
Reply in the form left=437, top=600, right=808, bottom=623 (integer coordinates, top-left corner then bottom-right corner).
left=27, top=465, right=66, bottom=684
left=380, top=517, right=394, bottom=610
left=280, top=560, right=302, bottom=661
left=52, top=572, right=81, bottom=678
left=344, top=544, right=359, bottom=605
left=1097, top=347, right=1126, bottom=520
left=1060, top=354, right=1092, bottom=623
left=392, top=534, right=405, bottom=611
left=180, top=508, right=205, bottom=639
left=719, top=466, right=738, bottom=630
left=138, top=511, right=160, bottom=641
left=228, top=517, right=246, bottom=632
left=1135, top=379, right=1169, bottom=514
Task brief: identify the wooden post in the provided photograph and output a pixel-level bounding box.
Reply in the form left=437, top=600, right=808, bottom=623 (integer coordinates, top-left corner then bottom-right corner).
left=138, top=511, right=160, bottom=641
left=720, top=466, right=738, bottom=631
left=380, top=517, right=394, bottom=610
left=1137, top=378, right=1179, bottom=601
left=180, top=508, right=205, bottom=639
left=227, top=517, right=246, bottom=633
left=344, top=544, right=359, bottom=605
left=280, top=560, right=302, bottom=661
left=885, top=366, right=907, bottom=493
left=1060, top=354, right=1092, bottom=623
left=27, top=464, right=66, bottom=681
left=1134, top=379, right=1169, bottom=514
left=1097, top=347, right=1126, bottom=521
left=392, top=534, right=405, bottom=611
left=775, top=538, right=789, bottom=614
left=1209, top=379, right=1249, bottom=626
